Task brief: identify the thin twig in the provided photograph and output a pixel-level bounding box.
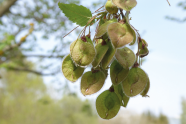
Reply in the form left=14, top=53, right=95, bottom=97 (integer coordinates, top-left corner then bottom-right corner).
left=23, top=54, right=64, bottom=58
left=93, top=6, right=104, bottom=14
left=167, top=0, right=171, bottom=6
left=7, top=67, right=60, bottom=76
left=119, top=9, right=124, bottom=18
left=63, top=26, right=79, bottom=38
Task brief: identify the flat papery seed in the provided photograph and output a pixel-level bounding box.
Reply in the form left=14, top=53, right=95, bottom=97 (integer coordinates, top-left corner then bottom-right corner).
left=142, top=39, right=148, bottom=47
left=139, top=39, right=148, bottom=49
left=105, top=0, right=118, bottom=14
left=114, top=84, right=130, bottom=107
left=122, top=93, right=130, bottom=107
left=122, top=67, right=148, bottom=97
left=92, top=40, right=109, bottom=68
left=81, top=71, right=106, bottom=95
left=95, top=19, right=117, bottom=39
left=96, top=90, right=120, bottom=119
left=115, top=47, right=136, bottom=69
left=140, top=77, right=150, bottom=97
left=110, top=60, right=129, bottom=85
left=62, top=54, right=85, bottom=82
left=114, top=84, right=123, bottom=104
left=123, top=12, right=137, bottom=46
left=108, top=23, right=133, bottom=48
left=70, top=38, right=96, bottom=67
left=112, top=0, right=137, bottom=11
left=139, top=46, right=149, bottom=58
left=102, top=68, right=109, bottom=79
left=101, top=41, right=116, bottom=69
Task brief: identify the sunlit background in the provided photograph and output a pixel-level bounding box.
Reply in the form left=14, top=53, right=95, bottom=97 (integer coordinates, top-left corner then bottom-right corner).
left=0, top=0, right=186, bottom=124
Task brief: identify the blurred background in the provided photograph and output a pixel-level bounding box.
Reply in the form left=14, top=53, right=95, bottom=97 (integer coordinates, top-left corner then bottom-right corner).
left=0, top=0, right=186, bottom=124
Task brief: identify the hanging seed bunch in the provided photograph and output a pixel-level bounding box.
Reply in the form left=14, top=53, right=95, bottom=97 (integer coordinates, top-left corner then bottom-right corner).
left=59, top=0, right=151, bottom=120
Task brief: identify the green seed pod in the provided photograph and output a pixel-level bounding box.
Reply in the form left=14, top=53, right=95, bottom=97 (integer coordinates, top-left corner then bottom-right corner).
left=139, top=46, right=149, bottom=58
left=142, top=39, right=148, bottom=47
left=110, top=60, right=129, bottom=85
left=122, top=67, right=148, bottom=97
left=95, top=19, right=117, bottom=39
left=129, top=28, right=136, bottom=46
left=139, top=39, right=148, bottom=48
left=138, top=39, right=149, bottom=57
left=122, top=92, right=130, bottom=107
left=107, top=22, right=133, bottom=48
left=112, top=0, right=137, bottom=11
left=92, top=40, right=109, bottom=68
left=70, top=38, right=96, bottom=67
left=101, top=41, right=116, bottom=69
left=96, top=90, right=120, bottom=119
left=122, top=12, right=137, bottom=46
left=114, top=84, right=130, bottom=107
left=115, top=47, right=136, bottom=69
left=81, top=70, right=106, bottom=96
left=62, top=54, right=85, bottom=82
left=105, top=0, right=118, bottom=14
left=140, top=77, right=150, bottom=97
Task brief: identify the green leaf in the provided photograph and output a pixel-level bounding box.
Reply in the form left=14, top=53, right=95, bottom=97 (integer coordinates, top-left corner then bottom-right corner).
left=58, top=3, right=93, bottom=26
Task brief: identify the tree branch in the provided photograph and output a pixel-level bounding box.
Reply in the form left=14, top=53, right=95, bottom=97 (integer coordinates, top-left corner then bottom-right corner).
left=23, top=54, right=64, bottom=58
left=7, top=67, right=60, bottom=76
left=0, top=0, right=17, bottom=17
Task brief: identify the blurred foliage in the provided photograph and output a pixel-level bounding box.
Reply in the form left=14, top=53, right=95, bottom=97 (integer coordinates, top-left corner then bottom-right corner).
left=181, top=98, right=186, bottom=124
left=0, top=0, right=102, bottom=77
left=140, top=111, right=169, bottom=124
left=0, top=65, right=98, bottom=124
left=99, top=110, right=169, bottom=124
left=166, top=0, right=186, bottom=22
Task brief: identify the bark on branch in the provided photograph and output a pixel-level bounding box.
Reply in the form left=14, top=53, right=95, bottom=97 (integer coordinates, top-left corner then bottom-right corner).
left=0, top=0, right=17, bottom=17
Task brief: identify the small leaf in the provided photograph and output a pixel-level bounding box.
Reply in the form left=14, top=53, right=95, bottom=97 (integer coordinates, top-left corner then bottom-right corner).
left=62, top=54, right=85, bottom=82
left=81, top=71, right=106, bottom=95
left=58, top=3, right=93, bottom=26
left=96, top=90, right=120, bottom=119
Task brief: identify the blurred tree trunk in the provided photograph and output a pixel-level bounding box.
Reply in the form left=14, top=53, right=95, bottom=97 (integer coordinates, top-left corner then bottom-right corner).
left=0, top=0, right=17, bottom=17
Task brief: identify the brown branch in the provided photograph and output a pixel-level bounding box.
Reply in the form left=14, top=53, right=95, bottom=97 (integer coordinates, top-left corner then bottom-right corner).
left=0, top=0, right=18, bottom=17
left=7, top=67, right=60, bottom=76
left=167, top=0, right=171, bottom=6
left=22, top=54, right=64, bottom=58
left=0, top=54, right=64, bottom=65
